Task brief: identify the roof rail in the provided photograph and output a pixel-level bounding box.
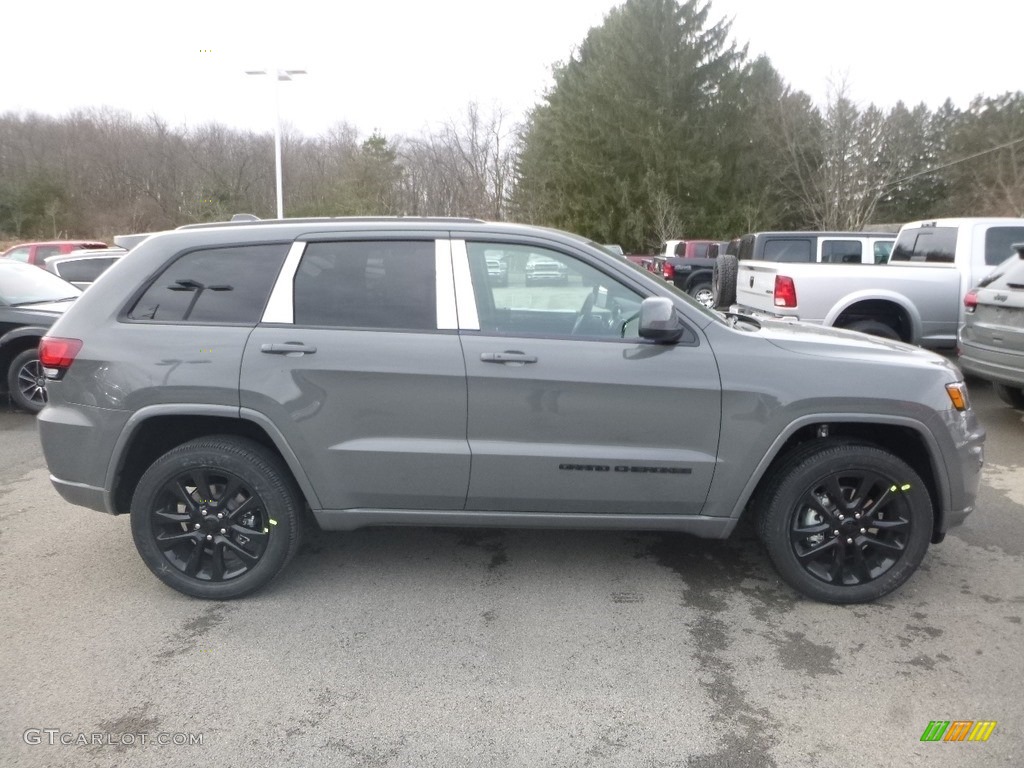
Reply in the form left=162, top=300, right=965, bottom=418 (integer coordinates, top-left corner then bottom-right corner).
left=175, top=215, right=487, bottom=231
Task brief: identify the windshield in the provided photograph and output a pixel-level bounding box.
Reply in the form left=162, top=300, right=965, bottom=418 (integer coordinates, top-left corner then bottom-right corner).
left=0, top=263, right=82, bottom=305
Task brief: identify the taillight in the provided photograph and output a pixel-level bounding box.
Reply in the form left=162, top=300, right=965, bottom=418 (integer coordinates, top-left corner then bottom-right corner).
left=774, top=276, right=797, bottom=308
left=39, top=337, right=83, bottom=380
left=963, top=290, right=978, bottom=312
left=663, top=262, right=675, bottom=280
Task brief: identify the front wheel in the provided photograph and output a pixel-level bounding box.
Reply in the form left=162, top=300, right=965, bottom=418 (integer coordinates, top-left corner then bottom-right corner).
left=756, top=441, right=932, bottom=604
left=7, top=348, right=48, bottom=414
left=130, top=436, right=304, bottom=599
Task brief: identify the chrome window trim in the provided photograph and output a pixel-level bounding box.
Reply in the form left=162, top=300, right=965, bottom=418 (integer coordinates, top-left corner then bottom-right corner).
left=261, top=240, right=307, bottom=324
left=436, top=239, right=458, bottom=330
left=450, top=239, right=480, bottom=330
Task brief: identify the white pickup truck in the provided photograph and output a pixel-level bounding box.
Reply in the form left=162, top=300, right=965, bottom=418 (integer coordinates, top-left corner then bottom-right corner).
left=731, top=218, right=1024, bottom=348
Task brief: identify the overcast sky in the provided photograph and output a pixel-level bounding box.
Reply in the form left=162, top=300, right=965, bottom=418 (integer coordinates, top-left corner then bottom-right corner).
left=4, top=0, right=1021, bottom=139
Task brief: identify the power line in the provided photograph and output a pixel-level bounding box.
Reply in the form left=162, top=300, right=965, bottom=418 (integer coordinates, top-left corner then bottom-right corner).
left=885, top=135, right=1024, bottom=188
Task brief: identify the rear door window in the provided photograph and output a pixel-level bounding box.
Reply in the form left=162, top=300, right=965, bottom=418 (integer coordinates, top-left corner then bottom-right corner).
left=127, top=243, right=289, bottom=323
left=762, top=239, right=812, bottom=262
left=820, top=240, right=863, bottom=264
left=292, top=240, right=436, bottom=330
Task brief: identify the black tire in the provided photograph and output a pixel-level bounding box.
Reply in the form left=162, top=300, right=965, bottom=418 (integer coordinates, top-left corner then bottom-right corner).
left=841, top=319, right=901, bottom=341
left=687, top=282, right=715, bottom=309
left=755, top=440, right=932, bottom=604
left=993, top=383, right=1024, bottom=410
left=7, top=347, right=47, bottom=414
left=130, top=436, right=304, bottom=599
left=712, top=254, right=738, bottom=309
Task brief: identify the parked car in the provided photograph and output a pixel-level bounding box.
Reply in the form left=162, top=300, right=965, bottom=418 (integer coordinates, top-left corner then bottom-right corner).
left=0, top=261, right=81, bottom=412
left=660, top=240, right=720, bottom=308
left=959, top=243, right=1024, bottom=409
left=713, top=231, right=897, bottom=308
left=602, top=244, right=625, bottom=256
left=625, top=254, right=662, bottom=273
left=485, top=253, right=508, bottom=286
left=525, top=253, right=569, bottom=284
left=38, top=217, right=983, bottom=604
left=2, top=240, right=109, bottom=267
left=727, top=219, right=1024, bottom=347
left=44, top=248, right=126, bottom=290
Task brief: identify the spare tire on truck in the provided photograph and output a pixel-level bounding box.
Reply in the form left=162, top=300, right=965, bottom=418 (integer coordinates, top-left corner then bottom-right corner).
left=712, top=253, right=738, bottom=309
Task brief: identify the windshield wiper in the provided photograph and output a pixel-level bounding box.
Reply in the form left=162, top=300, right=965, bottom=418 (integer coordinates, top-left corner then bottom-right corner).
left=9, top=297, right=77, bottom=307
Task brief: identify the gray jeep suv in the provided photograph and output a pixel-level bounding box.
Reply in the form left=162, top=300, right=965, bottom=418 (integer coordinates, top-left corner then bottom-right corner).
left=37, top=218, right=985, bottom=603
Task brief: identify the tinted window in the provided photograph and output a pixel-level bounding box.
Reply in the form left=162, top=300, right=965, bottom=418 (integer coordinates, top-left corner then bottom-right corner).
left=984, top=226, right=1024, bottom=266
left=691, top=242, right=710, bottom=258
left=873, top=241, right=894, bottom=264
left=128, top=243, right=288, bottom=323
left=821, top=240, right=862, bottom=264
left=763, top=239, right=812, bottom=262
left=293, top=240, right=436, bottom=330
left=890, top=227, right=957, bottom=263
left=466, top=242, right=643, bottom=339
left=36, top=246, right=63, bottom=259
left=57, top=257, right=118, bottom=283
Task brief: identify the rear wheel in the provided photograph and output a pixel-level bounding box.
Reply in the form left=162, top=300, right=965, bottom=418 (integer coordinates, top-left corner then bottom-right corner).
left=7, top=348, right=47, bottom=414
left=756, top=441, right=932, bottom=604
left=841, top=319, right=901, bottom=341
left=712, top=254, right=737, bottom=309
left=130, top=436, right=303, bottom=599
left=687, top=282, right=715, bottom=309
left=993, top=383, right=1024, bottom=410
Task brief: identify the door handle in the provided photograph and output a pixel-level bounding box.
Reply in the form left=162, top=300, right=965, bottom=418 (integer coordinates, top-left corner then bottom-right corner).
left=480, top=351, right=537, bottom=364
left=261, top=342, right=318, bottom=355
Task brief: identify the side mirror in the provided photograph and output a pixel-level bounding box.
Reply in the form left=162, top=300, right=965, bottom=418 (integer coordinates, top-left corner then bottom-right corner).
left=638, top=297, right=685, bottom=343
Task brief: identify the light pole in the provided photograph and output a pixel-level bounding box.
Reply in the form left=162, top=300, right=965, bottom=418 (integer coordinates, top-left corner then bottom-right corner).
left=245, top=68, right=306, bottom=219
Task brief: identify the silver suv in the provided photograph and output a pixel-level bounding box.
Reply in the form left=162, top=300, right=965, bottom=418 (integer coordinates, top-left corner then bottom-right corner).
left=37, top=218, right=985, bottom=603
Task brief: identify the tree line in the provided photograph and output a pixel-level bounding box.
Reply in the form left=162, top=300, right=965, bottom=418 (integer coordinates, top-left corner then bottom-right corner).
left=1, top=0, right=1021, bottom=253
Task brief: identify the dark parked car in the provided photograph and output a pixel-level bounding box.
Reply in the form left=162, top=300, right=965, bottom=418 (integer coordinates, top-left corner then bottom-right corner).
left=2, top=240, right=109, bottom=267
left=959, top=243, right=1024, bottom=409
left=38, top=217, right=983, bottom=604
left=0, top=261, right=81, bottom=412
left=44, top=248, right=126, bottom=290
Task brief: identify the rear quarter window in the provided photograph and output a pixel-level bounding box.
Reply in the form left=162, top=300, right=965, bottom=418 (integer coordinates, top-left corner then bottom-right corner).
left=57, top=258, right=117, bottom=283
left=127, top=243, right=289, bottom=323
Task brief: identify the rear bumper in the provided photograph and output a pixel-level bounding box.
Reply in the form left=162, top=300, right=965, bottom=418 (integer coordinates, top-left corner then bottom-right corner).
left=37, top=402, right=129, bottom=514
left=50, top=476, right=110, bottom=513
left=958, top=342, right=1024, bottom=388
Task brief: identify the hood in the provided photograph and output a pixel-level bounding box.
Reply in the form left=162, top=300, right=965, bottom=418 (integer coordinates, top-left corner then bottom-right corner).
left=4, top=300, right=75, bottom=322
left=754, top=316, right=958, bottom=375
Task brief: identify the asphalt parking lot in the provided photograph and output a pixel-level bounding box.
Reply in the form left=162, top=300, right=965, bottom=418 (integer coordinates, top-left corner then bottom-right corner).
left=1, top=375, right=1022, bottom=768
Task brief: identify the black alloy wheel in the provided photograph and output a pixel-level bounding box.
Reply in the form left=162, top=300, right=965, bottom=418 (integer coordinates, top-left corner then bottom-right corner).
left=8, top=349, right=48, bottom=414
left=757, top=441, right=932, bottom=604
left=131, top=436, right=303, bottom=599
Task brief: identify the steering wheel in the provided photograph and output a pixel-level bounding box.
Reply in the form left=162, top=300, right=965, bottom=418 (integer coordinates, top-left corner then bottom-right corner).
left=570, top=287, right=599, bottom=335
